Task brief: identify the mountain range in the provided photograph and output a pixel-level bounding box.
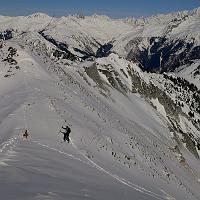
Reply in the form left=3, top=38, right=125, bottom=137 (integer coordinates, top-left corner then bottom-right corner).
left=0, top=7, right=200, bottom=200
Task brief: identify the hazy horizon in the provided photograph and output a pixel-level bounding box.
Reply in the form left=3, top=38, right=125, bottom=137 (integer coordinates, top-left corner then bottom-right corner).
left=0, top=0, right=199, bottom=19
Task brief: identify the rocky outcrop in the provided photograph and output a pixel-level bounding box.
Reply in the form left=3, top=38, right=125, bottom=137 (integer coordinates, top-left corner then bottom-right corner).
left=96, top=43, right=113, bottom=58
left=0, top=30, right=12, bottom=40
left=126, top=37, right=200, bottom=73
left=39, top=31, right=77, bottom=61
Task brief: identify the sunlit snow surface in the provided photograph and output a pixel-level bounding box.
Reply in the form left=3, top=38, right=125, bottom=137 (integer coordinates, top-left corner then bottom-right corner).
left=0, top=39, right=199, bottom=200
left=0, top=7, right=200, bottom=199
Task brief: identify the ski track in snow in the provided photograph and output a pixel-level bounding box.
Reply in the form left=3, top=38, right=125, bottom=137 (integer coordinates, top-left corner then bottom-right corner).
left=70, top=139, right=175, bottom=200
left=31, top=140, right=175, bottom=200
left=30, top=139, right=89, bottom=165
left=0, top=135, right=21, bottom=153
left=0, top=135, right=175, bottom=200
left=0, top=66, right=176, bottom=200
left=0, top=9, right=199, bottom=200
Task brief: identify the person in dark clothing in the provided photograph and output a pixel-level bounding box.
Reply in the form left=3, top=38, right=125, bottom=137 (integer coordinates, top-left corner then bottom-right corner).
left=60, top=125, right=71, bottom=142
left=23, top=129, right=29, bottom=139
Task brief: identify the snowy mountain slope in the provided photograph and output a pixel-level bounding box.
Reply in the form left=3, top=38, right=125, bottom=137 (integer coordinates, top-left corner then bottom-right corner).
left=112, top=7, right=200, bottom=73
left=0, top=35, right=200, bottom=200
left=0, top=13, right=133, bottom=58
left=122, top=7, right=200, bottom=43
left=175, top=60, right=200, bottom=90
left=0, top=13, right=52, bottom=33
left=41, top=15, right=132, bottom=55
left=0, top=7, right=199, bottom=64
left=0, top=7, right=200, bottom=200
left=90, top=53, right=200, bottom=155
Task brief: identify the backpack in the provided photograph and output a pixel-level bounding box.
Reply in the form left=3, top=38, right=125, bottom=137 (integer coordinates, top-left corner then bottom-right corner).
left=67, top=127, right=71, bottom=134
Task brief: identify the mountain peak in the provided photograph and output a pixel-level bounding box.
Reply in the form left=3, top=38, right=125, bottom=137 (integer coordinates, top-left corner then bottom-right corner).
left=192, top=7, right=200, bottom=17
left=26, top=12, right=50, bottom=19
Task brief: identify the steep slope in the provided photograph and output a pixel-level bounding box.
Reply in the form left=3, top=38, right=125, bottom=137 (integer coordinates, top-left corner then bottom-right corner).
left=0, top=13, right=52, bottom=33
left=113, top=7, right=200, bottom=72
left=0, top=34, right=200, bottom=199
left=41, top=15, right=132, bottom=57
left=175, top=60, right=200, bottom=89
left=123, top=7, right=200, bottom=41
left=0, top=13, right=133, bottom=58
left=0, top=7, right=200, bottom=200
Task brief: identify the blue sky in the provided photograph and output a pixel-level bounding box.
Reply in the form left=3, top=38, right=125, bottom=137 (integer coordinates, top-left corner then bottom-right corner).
left=0, top=0, right=199, bottom=18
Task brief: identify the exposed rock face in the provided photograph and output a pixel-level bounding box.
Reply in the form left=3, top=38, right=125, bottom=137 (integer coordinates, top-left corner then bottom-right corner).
left=39, top=31, right=77, bottom=61
left=1, top=9, right=200, bottom=199
left=126, top=37, right=200, bottom=73
left=127, top=67, right=180, bottom=121
left=96, top=43, right=113, bottom=58
left=0, top=30, right=12, bottom=40
left=0, top=8, right=199, bottom=167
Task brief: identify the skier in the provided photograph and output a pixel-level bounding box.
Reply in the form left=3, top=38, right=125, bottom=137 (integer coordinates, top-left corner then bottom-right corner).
left=60, top=125, right=71, bottom=143
left=23, top=129, right=29, bottom=139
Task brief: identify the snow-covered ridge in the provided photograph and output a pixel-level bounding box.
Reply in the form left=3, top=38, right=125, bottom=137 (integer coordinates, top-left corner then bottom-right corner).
left=124, top=6, right=200, bottom=26
left=0, top=6, right=199, bottom=42
left=0, top=7, right=199, bottom=61
left=0, top=7, right=200, bottom=200
left=0, top=39, right=200, bottom=200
